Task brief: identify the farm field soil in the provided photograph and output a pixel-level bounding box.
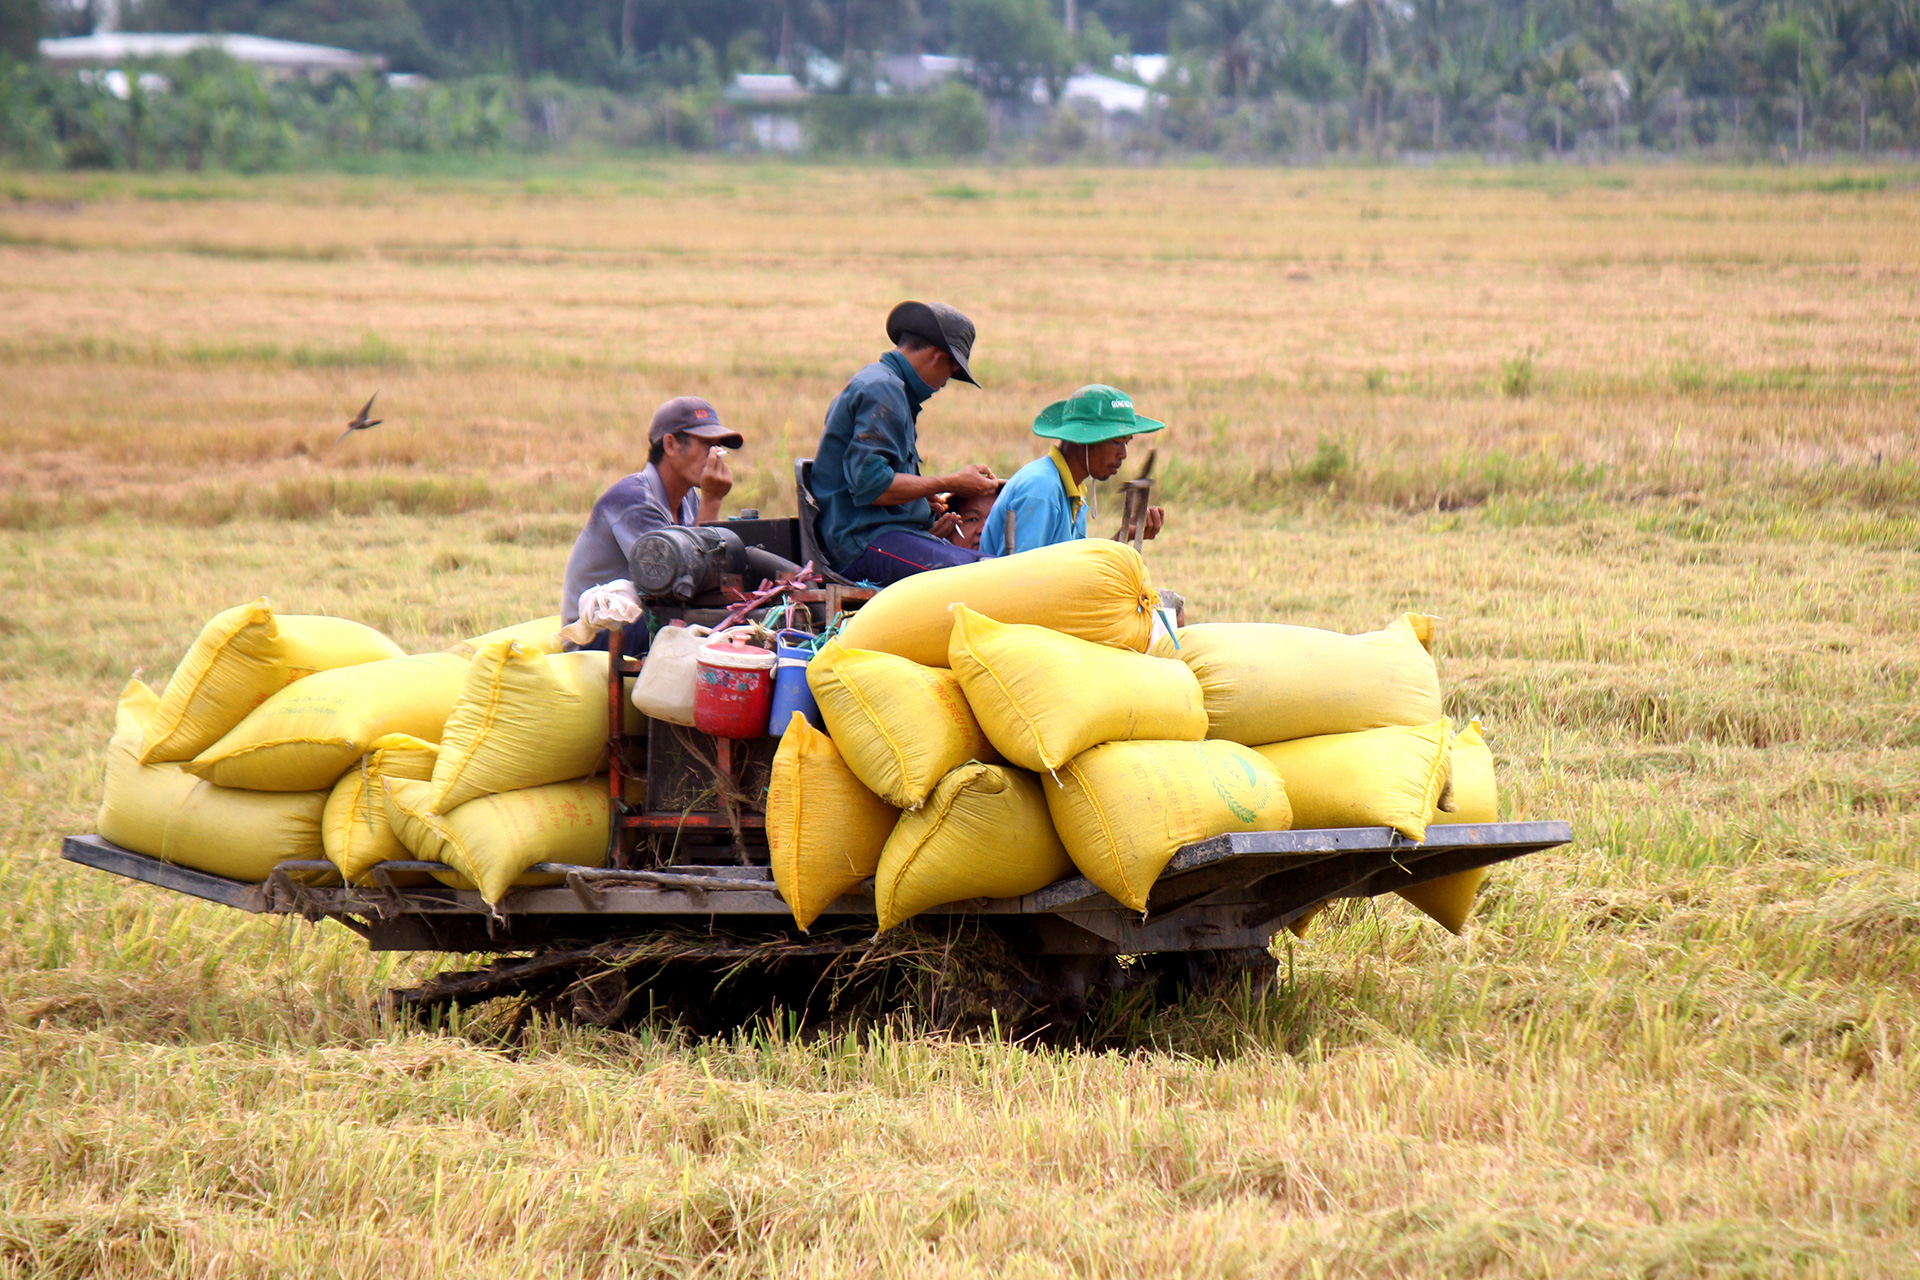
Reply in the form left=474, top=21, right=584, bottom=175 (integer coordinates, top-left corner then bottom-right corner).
left=1, top=162, right=1917, bottom=1278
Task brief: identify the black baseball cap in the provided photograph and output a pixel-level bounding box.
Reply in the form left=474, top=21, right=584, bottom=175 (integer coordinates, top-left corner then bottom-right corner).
left=886, top=300, right=979, bottom=387
left=648, top=396, right=743, bottom=448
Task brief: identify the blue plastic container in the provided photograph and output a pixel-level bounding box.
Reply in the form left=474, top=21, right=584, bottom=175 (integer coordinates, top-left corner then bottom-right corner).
left=768, top=629, right=823, bottom=733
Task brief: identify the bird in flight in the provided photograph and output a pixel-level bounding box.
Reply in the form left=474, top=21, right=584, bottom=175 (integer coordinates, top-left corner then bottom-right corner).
left=338, top=392, right=383, bottom=443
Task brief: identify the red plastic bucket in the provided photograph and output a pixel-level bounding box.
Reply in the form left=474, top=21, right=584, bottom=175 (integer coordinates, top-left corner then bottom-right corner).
left=693, top=637, right=778, bottom=739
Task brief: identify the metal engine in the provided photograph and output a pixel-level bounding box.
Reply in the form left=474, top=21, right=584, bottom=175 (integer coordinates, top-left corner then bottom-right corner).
left=628, top=526, right=743, bottom=602
left=629, top=525, right=802, bottom=604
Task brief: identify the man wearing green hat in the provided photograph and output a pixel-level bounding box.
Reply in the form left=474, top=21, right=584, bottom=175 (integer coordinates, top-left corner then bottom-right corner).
left=979, top=384, right=1166, bottom=558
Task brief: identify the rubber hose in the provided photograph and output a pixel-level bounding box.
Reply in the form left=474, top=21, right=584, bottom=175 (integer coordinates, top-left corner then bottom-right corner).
left=743, top=545, right=802, bottom=581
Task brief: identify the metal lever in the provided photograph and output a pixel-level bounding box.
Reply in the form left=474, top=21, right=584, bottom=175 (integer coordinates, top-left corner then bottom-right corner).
left=1118, top=447, right=1157, bottom=551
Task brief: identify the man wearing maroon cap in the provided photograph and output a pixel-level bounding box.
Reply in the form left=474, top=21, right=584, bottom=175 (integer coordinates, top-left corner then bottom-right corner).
left=559, top=395, right=742, bottom=631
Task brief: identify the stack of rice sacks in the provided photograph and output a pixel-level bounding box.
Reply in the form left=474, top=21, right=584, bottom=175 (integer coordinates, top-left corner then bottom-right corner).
left=1151, top=615, right=1496, bottom=933
left=769, top=540, right=1501, bottom=935
left=96, top=602, right=613, bottom=903
left=769, top=541, right=1291, bottom=930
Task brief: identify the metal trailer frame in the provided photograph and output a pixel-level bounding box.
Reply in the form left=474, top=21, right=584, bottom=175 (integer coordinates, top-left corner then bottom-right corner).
left=62, top=820, right=1572, bottom=957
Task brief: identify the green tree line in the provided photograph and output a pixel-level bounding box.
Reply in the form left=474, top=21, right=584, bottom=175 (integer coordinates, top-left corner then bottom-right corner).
left=3, top=0, right=1918, bottom=165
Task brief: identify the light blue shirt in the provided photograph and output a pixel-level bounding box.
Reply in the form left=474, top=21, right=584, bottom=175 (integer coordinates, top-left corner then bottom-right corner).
left=980, top=448, right=1088, bottom=558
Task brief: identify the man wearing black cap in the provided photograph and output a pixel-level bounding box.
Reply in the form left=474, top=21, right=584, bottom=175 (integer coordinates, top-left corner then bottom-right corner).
left=559, top=395, right=741, bottom=632
left=811, top=300, right=999, bottom=585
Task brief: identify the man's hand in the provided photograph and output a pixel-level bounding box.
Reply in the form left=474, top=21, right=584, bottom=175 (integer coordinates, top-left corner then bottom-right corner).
left=1115, top=506, right=1166, bottom=542
left=877, top=465, right=997, bottom=507
left=942, top=464, right=998, bottom=498
left=700, top=446, right=734, bottom=501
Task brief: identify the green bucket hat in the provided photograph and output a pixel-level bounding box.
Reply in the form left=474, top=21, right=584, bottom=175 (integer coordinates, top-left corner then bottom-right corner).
left=1032, top=384, right=1165, bottom=445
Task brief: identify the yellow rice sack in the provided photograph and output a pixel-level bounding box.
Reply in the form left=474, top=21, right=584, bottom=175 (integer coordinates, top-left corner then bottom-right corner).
left=874, top=763, right=1072, bottom=930
left=279, top=615, right=409, bottom=679
left=1253, top=720, right=1452, bottom=842
left=837, top=539, right=1157, bottom=669
left=1047, top=740, right=1292, bottom=912
left=382, top=776, right=607, bottom=903
left=949, top=605, right=1206, bottom=773
left=1440, top=720, right=1497, bottom=824
left=1155, top=613, right=1442, bottom=746
left=807, top=640, right=998, bottom=808
left=321, top=734, right=440, bottom=883
left=448, top=616, right=565, bottom=658
left=140, top=599, right=404, bottom=764
left=97, top=679, right=199, bottom=857
left=161, top=781, right=327, bottom=881
left=428, top=643, right=609, bottom=813
left=1397, top=721, right=1498, bottom=934
left=184, top=653, right=469, bottom=792
left=766, top=713, right=898, bottom=931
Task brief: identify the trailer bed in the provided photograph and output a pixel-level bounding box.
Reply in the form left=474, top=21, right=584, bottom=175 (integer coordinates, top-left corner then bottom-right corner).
left=63, top=820, right=1571, bottom=954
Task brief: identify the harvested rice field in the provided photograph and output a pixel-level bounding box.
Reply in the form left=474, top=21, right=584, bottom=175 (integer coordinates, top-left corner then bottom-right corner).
left=1, top=161, right=1917, bottom=1278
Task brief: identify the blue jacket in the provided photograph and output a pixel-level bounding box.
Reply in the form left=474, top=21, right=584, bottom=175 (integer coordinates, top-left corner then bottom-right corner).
left=813, top=351, right=936, bottom=568
left=980, top=447, right=1089, bottom=558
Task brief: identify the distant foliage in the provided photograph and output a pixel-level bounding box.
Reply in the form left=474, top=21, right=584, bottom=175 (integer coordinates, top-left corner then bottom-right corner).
left=0, top=0, right=41, bottom=62
left=807, top=81, right=990, bottom=157
left=10, top=0, right=1920, bottom=163
left=0, top=55, right=517, bottom=169
left=952, top=0, right=1074, bottom=100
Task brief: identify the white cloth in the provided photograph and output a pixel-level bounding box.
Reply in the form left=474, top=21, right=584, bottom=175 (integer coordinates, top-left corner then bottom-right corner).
left=558, top=579, right=642, bottom=646
left=1149, top=605, right=1179, bottom=651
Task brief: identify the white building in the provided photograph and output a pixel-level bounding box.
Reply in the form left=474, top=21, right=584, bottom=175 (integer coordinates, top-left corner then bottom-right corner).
left=726, top=72, right=807, bottom=106
left=1113, top=54, right=1170, bottom=86
left=39, top=32, right=384, bottom=78
left=879, top=53, right=965, bottom=94
left=1055, top=73, right=1153, bottom=116
left=724, top=73, right=807, bottom=154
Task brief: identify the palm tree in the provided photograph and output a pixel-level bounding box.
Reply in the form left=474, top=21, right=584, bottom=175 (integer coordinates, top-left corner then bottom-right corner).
left=1179, top=0, right=1279, bottom=98
left=1334, top=0, right=1396, bottom=149
left=1335, top=0, right=1395, bottom=76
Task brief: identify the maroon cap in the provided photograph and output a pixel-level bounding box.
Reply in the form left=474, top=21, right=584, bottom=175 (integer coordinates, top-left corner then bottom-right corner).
left=648, top=396, right=743, bottom=448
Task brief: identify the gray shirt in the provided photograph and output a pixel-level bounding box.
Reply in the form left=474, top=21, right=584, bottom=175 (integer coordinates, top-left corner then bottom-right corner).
left=560, top=464, right=697, bottom=625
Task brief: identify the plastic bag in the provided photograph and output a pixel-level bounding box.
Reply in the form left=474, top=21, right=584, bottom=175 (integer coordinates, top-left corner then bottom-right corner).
left=384, top=776, right=607, bottom=903
left=557, top=581, right=642, bottom=647
left=97, top=679, right=198, bottom=857
left=322, top=734, right=439, bottom=882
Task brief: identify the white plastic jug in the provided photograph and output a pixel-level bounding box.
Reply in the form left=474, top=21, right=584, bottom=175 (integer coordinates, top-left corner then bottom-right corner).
left=629, top=624, right=712, bottom=726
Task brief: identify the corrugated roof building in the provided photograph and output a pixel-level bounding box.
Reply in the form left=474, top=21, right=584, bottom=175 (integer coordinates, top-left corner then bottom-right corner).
left=40, top=33, right=384, bottom=78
